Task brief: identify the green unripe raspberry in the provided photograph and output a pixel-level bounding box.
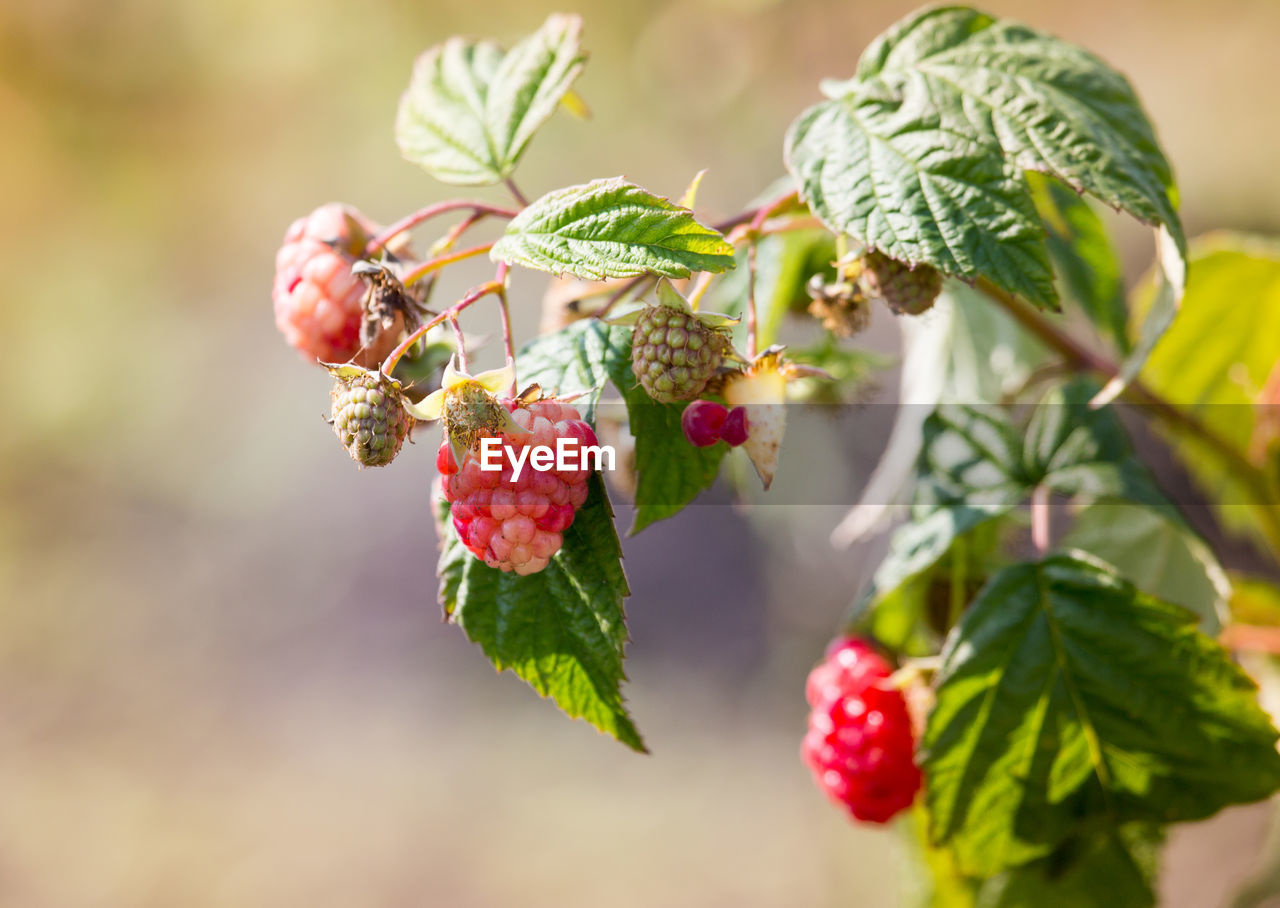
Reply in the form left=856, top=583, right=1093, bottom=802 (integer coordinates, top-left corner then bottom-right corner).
left=859, top=250, right=942, bottom=316
left=631, top=305, right=727, bottom=403
left=330, top=369, right=413, bottom=467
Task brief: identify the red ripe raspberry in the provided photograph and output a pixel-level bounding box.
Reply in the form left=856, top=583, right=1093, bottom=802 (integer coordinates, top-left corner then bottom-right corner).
left=273, top=203, right=378, bottom=364
left=801, top=637, right=922, bottom=823
left=438, top=399, right=596, bottom=575
left=721, top=405, right=749, bottom=447
left=681, top=400, right=728, bottom=447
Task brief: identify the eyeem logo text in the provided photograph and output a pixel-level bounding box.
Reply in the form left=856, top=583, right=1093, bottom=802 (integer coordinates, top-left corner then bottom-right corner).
left=479, top=437, right=615, bottom=481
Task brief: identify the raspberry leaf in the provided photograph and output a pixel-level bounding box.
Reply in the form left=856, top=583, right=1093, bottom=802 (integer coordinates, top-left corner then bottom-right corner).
left=922, top=552, right=1280, bottom=875
left=491, top=178, right=736, bottom=280
left=396, top=14, right=585, bottom=185
left=516, top=319, right=631, bottom=426
left=1060, top=503, right=1230, bottom=634
left=1135, top=235, right=1280, bottom=545
left=977, top=825, right=1161, bottom=908
left=438, top=475, right=645, bottom=752
left=786, top=6, right=1186, bottom=393
left=786, top=94, right=1057, bottom=306
left=1028, top=173, right=1128, bottom=354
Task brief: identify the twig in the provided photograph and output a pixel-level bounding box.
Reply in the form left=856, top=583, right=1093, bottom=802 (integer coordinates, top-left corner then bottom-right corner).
left=365, top=201, right=519, bottom=256
left=402, top=242, right=496, bottom=287
left=382, top=273, right=505, bottom=375
left=1031, top=485, right=1051, bottom=554
left=448, top=314, right=468, bottom=371
left=504, top=178, right=530, bottom=207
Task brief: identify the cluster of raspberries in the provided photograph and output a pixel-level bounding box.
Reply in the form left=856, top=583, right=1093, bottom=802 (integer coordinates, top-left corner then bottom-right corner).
left=438, top=399, right=596, bottom=575
left=802, top=637, right=922, bottom=823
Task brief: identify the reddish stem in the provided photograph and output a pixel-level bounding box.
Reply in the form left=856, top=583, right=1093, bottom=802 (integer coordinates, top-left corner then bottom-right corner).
left=365, top=201, right=519, bottom=256
left=448, top=314, right=468, bottom=372
left=402, top=242, right=496, bottom=287
left=381, top=276, right=504, bottom=375
left=1031, top=485, right=1051, bottom=554
left=493, top=263, right=517, bottom=395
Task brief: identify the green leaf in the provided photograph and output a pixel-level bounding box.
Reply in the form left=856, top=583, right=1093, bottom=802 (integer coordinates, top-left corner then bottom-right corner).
left=924, top=552, right=1280, bottom=875
left=850, top=7, right=1179, bottom=242
left=491, top=177, right=736, bottom=280
left=785, top=93, right=1057, bottom=306
left=1061, top=503, right=1230, bottom=633
left=787, top=5, right=1186, bottom=384
left=515, top=318, right=631, bottom=426
left=395, top=14, right=585, bottom=185
left=1028, top=172, right=1128, bottom=352
left=1137, top=234, right=1280, bottom=543
left=978, top=825, right=1161, bottom=908
left=604, top=354, right=725, bottom=534
left=917, top=378, right=1172, bottom=516
left=438, top=475, right=645, bottom=751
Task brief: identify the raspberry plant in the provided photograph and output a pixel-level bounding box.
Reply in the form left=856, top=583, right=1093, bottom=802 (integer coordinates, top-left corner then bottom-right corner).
left=274, top=8, right=1280, bottom=903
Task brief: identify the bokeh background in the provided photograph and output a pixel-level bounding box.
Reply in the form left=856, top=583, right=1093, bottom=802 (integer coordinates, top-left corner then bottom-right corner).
left=3, top=0, right=1280, bottom=905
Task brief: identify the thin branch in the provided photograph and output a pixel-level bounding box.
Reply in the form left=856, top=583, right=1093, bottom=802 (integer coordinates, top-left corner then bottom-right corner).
left=402, top=242, right=496, bottom=287
left=382, top=274, right=504, bottom=376
left=503, top=178, right=530, bottom=207
left=1031, top=485, right=1051, bottom=554
left=365, top=201, right=519, bottom=256
left=448, top=314, right=468, bottom=372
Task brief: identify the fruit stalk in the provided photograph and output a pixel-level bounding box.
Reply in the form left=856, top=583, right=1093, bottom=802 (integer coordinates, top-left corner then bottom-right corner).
left=364, top=200, right=520, bottom=255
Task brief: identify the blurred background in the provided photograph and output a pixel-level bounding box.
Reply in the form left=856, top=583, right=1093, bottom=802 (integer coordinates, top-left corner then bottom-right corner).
left=3, top=0, right=1280, bottom=904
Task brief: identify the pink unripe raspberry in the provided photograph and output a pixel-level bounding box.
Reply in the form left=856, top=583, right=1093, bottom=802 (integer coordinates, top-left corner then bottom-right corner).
left=801, top=636, right=921, bottom=823
left=681, top=400, right=728, bottom=447
left=440, top=398, right=596, bottom=575
left=273, top=203, right=395, bottom=365
left=721, top=405, right=749, bottom=447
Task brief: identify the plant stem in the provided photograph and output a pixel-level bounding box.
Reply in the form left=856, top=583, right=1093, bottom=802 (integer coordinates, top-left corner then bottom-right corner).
left=740, top=191, right=796, bottom=360
left=974, top=277, right=1280, bottom=552
left=1031, top=485, right=1051, bottom=554
left=402, top=242, right=496, bottom=286
left=504, top=178, right=530, bottom=207
left=494, top=263, right=517, bottom=396
left=382, top=275, right=504, bottom=376
left=365, top=201, right=519, bottom=255
left=448, top=314, right=468, bottom=372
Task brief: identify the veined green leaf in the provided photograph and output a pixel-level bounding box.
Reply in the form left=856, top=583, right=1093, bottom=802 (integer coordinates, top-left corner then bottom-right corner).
left=1028, top=172, right=1128, bottom=352
left=787, top=5, right=1186, bottom=388
left=396, top=14, right=585, bottom=185
left=492, top=177, right=736, bottom=279
left=438, top=475, right=644, bottom=751
left=516, top=318, right=631, bottom=427
left=785, top=95, right=1057, bottom=306
left=924, top=552, right=1280, bottom=875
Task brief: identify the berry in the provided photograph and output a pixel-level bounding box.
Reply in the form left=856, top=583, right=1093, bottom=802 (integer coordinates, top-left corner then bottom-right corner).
left=274, top=203, right=400, bottom=364
left=682, top=400, right=728, bottom=447
left=439, top=398, right=596, bottom=575
left=329, top=365, right=414, bottom=467
left=631, top=304, right=729, bottom=403
left=721, top=405, right=749, bottom=447
left=806, top=271, right=872, bottom=337
left=858, top=249, right=942, bottom=316
left=801, top=637, right=922, bottom=824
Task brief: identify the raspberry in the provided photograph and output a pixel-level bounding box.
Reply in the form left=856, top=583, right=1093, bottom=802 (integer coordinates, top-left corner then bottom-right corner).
left=439, top=398, right=596, bottom=575
left=328, top=365, right=414, bottom=467
left=858, top=249, right=942, bottom=316
left=631, top=304, right=729, bottom=403
left=681, top=400, right=728, bottom=447
left=721, top=405, right=749, bottom=447
left=274, top=203, right=396, bottom=364
left=801, top=637, right=922, bottom=823
left=806, top=272, right=872, bottom=337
